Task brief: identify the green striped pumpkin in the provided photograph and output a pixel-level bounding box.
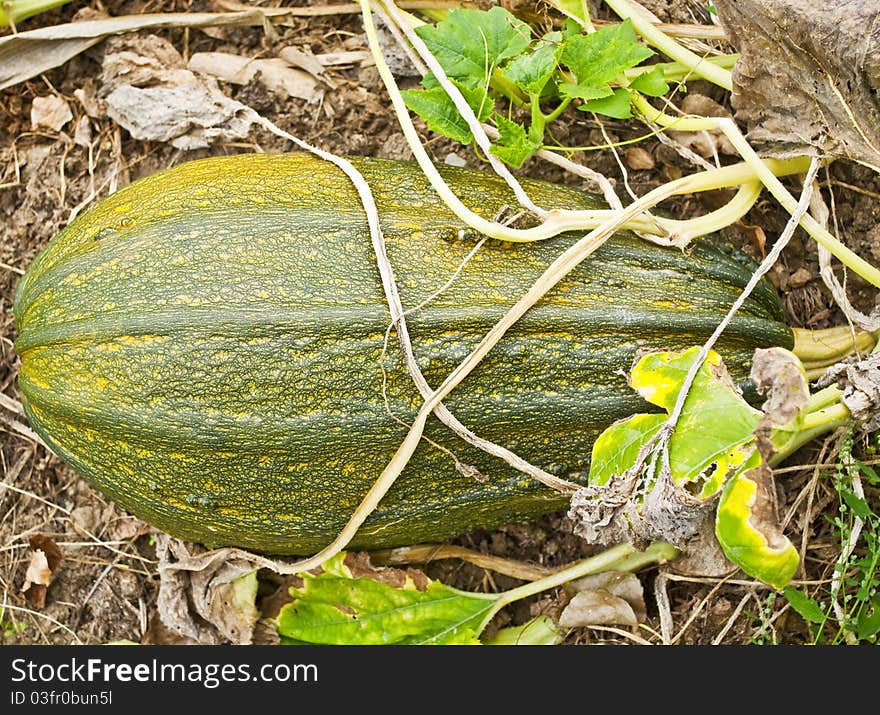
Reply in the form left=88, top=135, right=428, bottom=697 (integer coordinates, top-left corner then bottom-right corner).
left=13, top=153, right=793, bottom=554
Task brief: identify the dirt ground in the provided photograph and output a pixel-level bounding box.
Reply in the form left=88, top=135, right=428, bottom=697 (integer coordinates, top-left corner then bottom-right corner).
left=1, top=0, right=879, bottom=646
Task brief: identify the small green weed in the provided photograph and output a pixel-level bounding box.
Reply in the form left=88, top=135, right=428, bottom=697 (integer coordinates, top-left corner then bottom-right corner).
left=783, top=425, right=880, bottom=644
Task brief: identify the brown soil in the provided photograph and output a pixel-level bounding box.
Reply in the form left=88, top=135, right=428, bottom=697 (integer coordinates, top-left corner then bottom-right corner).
left=1, top=0, right=878, bottom=646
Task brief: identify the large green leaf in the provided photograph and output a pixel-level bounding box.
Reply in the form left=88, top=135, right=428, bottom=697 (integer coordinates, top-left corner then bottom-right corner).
left=560, top=19, right=653, bottom=93
left=588, top=347, right=803, bottom=590
left=634, top=349, right=761, bottom=495
left=276, top=553, right=494, bottom=645
left=415, top=6, right=531, bottom=84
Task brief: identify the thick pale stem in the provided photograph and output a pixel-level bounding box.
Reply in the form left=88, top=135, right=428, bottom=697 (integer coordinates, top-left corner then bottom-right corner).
left=793, top=326, right=877, bottom=366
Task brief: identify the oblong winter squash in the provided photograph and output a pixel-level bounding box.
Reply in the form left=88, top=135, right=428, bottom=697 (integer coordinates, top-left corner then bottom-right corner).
left=13, top=153, right=793, bottom=554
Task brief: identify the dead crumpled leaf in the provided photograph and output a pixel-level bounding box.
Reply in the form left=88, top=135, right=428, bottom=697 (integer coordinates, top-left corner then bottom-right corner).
left=0, top=10, right=275, bottom=92
left=187, top=52, right=320, bottom=101
left=30, top=95, right=73, bottom=132
left=22, top=535, right=64, bottom=610
left=558, top=570, right=647, bottom=628
left=100, top=34, right=255, bottom=150
left=154, top=534, right=260, bottom=645
left=817, top=353, right=880, bottom=432
left=568, top=465, right=715, bottom=550
left=715, top=0, right=880, bottom=172
left=750, top=347, right=810, bottom=461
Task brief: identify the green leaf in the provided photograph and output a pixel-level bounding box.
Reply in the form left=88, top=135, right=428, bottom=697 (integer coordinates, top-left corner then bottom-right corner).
left=453, top=78, right=495, bottom=122
left=842, top=489, right=873, bottom=519
left=276, top=553, right=494, bottom=645
left=590, top=413, right=666, bottom=487
left=415, top=6, right=531, bottom=84
left=559, top=82, right=614, bottom=102
left=402, top=87, right=473, bottom=144
left=552, top=0, right=591, bottom=26
left=855, top=460, right=879, bottom=485
left=579, top=88, right=634, bottom=118
left=782, top=587, right=827, bottom=624
left=484, top=615, right=563, bottom=645
left=629, top=347, right=763, bottom=495
left=560, top=19, right=653, bottom=90
left=715, top=465, right=799, bottom=590
left=629, top=65, right=669, bottom=97
left=489, top=113, right=541, bottom=168
left=501, top=40, right=559, bottom=96
left=588, top=346, right=801, bottom=590
left=561, top=18, right=582, bottom=41
left=857, top=596, right=880, bottom=640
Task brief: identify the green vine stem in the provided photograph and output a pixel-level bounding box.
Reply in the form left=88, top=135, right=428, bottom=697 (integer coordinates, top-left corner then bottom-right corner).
left=477, top=541, right=679, bottom=632
left=632, top=94, right=880, bottom=288
left=0, top=0, right=71, bottom=27
left=599, top=0, right=733, bottom=89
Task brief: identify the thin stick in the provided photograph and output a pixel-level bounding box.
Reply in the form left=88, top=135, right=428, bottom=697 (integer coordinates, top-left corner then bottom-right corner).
left=583, top=624, right=655, bottom=645
left=0, top=392, right=24, bottom=415
left=368, top=543, right=554, bottom=581
left=711, top=588, right=753, bottom=644
left=0, top=260, right=24, bottom=275
left=654, top=571, right=673, bottom=644
left=670, top=575, right=732, bottom=644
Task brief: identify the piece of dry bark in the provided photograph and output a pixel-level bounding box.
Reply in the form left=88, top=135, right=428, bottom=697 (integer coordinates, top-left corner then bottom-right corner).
left=715, top=0, right=880, bottom=172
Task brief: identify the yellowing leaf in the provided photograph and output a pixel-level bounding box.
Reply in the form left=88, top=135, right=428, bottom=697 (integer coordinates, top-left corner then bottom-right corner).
left=715, top=463, right=798, bottom=590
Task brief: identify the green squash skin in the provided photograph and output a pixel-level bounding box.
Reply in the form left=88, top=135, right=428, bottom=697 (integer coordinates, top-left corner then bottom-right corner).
left=13, top=153, right=793, bottom=555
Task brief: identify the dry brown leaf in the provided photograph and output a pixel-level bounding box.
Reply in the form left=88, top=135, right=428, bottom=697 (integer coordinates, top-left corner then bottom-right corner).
left=558, top=590, right=639, bottom=628
left=73, top=116, right=92, bottom=147
left=564, top=570, right=647, bottom=623
left=154, top=535, right=260, bottom=645
left=751, top=347, right=811, bottom=426
left=625, top=146, right=655, bottom=170
left=669, top=516, right=737, bottom=578
left=22, top=535, right=64, bottom=610
left=716, top=0, right=880, bottom=172
left=0, top=11, right=275, bottom=92
left=187, top=52, right=320, bottom=100
left=30, top=95, right=73, bottom=131
left=278, top=46, right=327, bottom=79
left=99, top=36, right=255, bottom=149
